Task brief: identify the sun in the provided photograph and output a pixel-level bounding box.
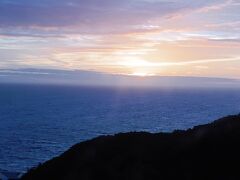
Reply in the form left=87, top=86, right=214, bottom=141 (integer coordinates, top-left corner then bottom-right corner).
left=129, top=72, right=155, bottom=77
left=119, top=59, right=154, bottom=67
left=117, top=58, right=157, bottom=77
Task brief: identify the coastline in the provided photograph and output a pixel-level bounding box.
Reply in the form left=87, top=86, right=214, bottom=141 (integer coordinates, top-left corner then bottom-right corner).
left=21, top=114, right=240, bottom=180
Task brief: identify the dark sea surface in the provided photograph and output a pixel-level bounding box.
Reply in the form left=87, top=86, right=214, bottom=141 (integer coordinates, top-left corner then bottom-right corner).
left=0, top=83, right=240, bottom=173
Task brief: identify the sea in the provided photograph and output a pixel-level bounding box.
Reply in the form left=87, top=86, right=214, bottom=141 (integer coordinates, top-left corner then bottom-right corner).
left=0, top=83, right=240, bottom=173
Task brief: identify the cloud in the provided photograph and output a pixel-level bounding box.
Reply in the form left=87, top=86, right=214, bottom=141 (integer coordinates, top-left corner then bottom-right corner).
left=118, top=56, right=240, bottom=67
left=0, top=0, right=228, bottom=34
left=197, top=0, right=233, bottom=12
left=0, top=0, right=235, bottom=42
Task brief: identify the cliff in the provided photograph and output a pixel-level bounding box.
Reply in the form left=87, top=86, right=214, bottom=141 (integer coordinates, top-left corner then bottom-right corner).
left=22, top=114, right=240, bottom=180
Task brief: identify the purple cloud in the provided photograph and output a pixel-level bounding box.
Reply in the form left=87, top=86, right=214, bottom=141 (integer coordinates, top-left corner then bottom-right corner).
left=0, top=0, right=225, bottom=30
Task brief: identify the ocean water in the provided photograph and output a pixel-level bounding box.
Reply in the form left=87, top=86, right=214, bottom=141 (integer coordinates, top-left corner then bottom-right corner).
left=0, top=84, right=240, bottom=173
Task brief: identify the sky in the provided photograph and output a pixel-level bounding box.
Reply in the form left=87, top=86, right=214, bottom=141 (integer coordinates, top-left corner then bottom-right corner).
left=0, top=0, right=240, bottom=78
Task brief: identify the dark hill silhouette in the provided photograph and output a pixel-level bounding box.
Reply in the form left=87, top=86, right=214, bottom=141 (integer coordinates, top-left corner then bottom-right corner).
left=21, top=115, right=240, bottom=180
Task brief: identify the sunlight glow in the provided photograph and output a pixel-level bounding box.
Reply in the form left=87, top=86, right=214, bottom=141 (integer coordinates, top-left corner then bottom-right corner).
left=118, top=59, right=155, bottom=67
left=129, top=72, right=155, bottom=77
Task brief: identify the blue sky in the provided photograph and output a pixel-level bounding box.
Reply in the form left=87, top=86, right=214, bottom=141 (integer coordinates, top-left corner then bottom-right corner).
left=0, top=0, right=240, bottom=78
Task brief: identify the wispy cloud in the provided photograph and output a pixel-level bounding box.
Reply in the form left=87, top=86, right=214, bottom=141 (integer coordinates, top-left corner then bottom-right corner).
left=197, top=0, right=233, bottom=12
left=118, top=57, right=240, bottom=67
left=0, top=0, right=230, bottom=34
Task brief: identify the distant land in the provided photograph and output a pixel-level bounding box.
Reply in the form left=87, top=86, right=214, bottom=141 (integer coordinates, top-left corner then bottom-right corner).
left=0, top=69, right=240, bottom=88
left=21, top=114, right=240, bottom=180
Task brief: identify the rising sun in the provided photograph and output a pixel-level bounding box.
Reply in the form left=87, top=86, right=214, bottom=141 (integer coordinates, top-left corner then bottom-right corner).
left=118, top=58, right=157, bottom=77
left=129, top=72, right=155, bottom=77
